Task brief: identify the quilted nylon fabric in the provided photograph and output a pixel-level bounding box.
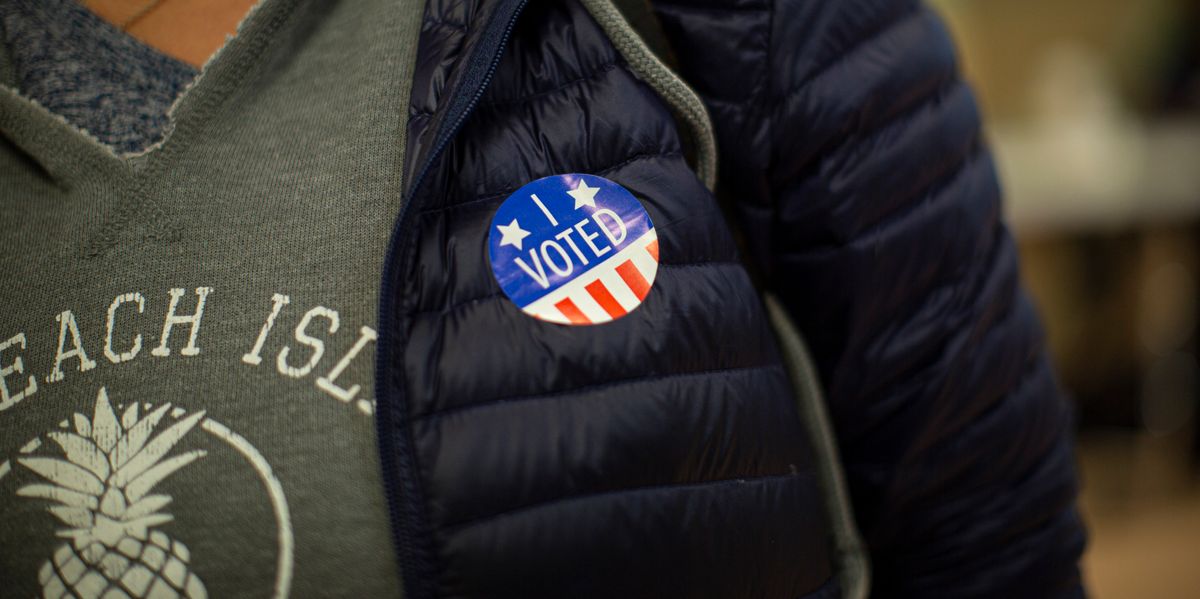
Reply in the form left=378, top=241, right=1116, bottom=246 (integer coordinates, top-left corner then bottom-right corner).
left=381, top=1, right=837, bottom=597
left=652, top=0, right=1087, bottom=596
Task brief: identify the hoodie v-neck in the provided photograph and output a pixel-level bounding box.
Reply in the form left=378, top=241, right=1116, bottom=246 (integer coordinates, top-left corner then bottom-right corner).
left=0, top=0, right=428, bottom=595
left=0, top=0, right=198, bottom=155
left=0, top=0, right=301, bottom=188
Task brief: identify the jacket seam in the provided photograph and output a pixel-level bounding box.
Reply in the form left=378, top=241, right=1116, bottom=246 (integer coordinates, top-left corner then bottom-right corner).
left=414, top=362, right=783, bottom=423
left=417, top=149, right=684, bottom=215
left=440, top=468, right=813, bottom=533
left=478, top=60, right=623, bottom=109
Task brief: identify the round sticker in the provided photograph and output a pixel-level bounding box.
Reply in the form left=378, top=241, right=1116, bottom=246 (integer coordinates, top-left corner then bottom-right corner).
left=488, top=173, right=659, bottom=325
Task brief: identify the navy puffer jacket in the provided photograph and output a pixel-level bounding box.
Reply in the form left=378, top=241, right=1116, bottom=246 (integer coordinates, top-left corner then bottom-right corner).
left=375, top=1, right=1086, bottom=597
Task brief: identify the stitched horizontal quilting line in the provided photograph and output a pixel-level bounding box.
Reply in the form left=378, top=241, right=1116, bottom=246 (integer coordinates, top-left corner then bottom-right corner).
left=414, top=361, right=782, bottom=424
left=418, top=150, right=684, bottom=216
left=480, top=61, right=622, bottom=109
left=409, top=259, right=744, bottom=318
left=441, top=467, right=811, bottom=533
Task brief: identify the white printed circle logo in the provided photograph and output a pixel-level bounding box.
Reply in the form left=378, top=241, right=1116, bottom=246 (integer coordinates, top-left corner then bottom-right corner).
left=0, top=387, right=293, bottom=599
left=488, top=173, right=659, bottom=325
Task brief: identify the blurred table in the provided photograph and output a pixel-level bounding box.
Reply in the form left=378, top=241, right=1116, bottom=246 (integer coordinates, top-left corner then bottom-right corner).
left=996, top=120, right=1200, bottom=236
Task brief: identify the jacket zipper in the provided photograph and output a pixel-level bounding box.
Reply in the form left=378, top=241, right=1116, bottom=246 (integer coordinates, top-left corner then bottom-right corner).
left=373, top=2, right=529, bottom=598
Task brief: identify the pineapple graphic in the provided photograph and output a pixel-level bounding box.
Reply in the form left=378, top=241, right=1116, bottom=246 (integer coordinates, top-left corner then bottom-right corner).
left=17, top=387, right=209, bottom=599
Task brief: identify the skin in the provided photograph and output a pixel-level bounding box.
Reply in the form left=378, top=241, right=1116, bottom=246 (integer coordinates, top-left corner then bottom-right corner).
left=83, top=0, right=260, bottom=67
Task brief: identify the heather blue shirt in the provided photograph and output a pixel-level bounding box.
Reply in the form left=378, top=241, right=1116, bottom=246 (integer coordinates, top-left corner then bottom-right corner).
left=0, top=0, right=196, bottom=154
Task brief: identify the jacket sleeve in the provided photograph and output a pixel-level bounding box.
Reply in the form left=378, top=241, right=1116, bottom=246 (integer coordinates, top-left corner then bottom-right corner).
left=653, top=1, right=1087, bottom=596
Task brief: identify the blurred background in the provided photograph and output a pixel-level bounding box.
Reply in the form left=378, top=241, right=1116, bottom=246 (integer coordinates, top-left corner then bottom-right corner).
left=930, top=0, right=1200, bottom=596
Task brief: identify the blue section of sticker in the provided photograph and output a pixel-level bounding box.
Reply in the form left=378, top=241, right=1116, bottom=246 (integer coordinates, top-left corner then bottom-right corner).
left=488, top=173, right=659, bottom=325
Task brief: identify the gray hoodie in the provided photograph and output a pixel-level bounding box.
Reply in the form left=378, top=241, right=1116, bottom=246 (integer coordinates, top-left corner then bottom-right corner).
left=0, top=0, right=423, bottom=595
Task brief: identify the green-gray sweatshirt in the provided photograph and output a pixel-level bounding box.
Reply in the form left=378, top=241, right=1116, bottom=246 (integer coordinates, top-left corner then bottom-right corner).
left=0, top=0, right=425, bottom=596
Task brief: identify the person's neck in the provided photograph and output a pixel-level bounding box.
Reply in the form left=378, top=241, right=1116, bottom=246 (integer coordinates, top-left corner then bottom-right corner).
left=82, top=0, right=260, bottom=67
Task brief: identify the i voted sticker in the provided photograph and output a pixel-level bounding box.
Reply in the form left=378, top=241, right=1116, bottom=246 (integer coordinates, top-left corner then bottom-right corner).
left=488, top=173, right=659, bottom=325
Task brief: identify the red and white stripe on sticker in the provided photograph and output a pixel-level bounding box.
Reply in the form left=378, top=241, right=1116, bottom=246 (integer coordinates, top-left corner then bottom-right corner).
left=523, top=231, right=659, bottom=325
left=488, top=173, right=660, bottom=325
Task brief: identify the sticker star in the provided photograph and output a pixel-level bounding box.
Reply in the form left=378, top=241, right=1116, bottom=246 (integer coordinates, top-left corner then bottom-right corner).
left=496, top=218, right=531, bottom=250
left=567, top=179, right=600, bottom=210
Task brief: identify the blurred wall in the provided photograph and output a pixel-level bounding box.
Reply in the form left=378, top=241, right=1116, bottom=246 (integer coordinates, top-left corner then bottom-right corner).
left=929, top=1, right=1200, bottom=596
